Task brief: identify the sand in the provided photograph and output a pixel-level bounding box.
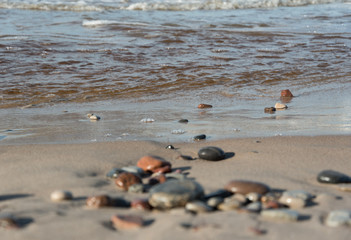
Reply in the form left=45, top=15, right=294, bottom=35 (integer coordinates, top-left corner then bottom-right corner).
left=1, top=135, right=351, bottom=239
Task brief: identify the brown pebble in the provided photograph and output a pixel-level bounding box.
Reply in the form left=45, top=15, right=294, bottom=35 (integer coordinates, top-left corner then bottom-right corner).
left=198, top=104, right=213, bottom=109
left=115, top=172, right=142, bottom=191
left=86, top=195, right=112, bottom=208
left=281, top=89, right=293, bottom=97
left=111, top=215, right=145, bottom=230
left=131, top=199, right=153, bottom=211
left=148, top=173, right=167, bottom=185
left=0, top=218, right=19, bottom=229
left=264, top=107, right=276, bottom=114
left=262, top=200, right=284, bottom=209
left=137, top=156, right=172, bottom=173
left=224, top=180, right=270, bottom=195
left=153, top=165, right=172, bottom=174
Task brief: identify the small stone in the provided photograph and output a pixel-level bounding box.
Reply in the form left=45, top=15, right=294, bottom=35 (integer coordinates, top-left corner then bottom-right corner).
left=128, top=183, right=144, bottom=193
left=217, top=198, right=242, bottom=211
left=106, top=168, right=125, bottom=179
left=246, top=202, right=262, bottom=213
left=246, top=192, right=261, bottom=202
left=278, top=190, right=313, bottom=209
left=166, top=145, right=175, bottom=149
left=261, top=209, right=299, bottom=222
left=115, top=172, right=142, bottom=191
left=198, top=104, right=213, bottom=109
left=153, top=165, right=172, bottom=174
left=140, top=118, right=155, bottom=123
left=111, top=215, right=145, bottom=230
left=148, top=173, right=167, bottom=185
left=148, top=180, right=204, bottom=209
left=280, top=89, right=294, bottom=97
left=185, top=201, right=213, bottom=213
left=178, top=119, right=189, bottom=124
left=274, top=102, right=288, bottom=109
left=131, top=199, right=153, bottom=211
left=171, top=129, right=186, bottom=134
left=194, top=134, right=206, bottom=141
left=165, top=172, right=187, bottom=181
left=264, top=107, right=276, bottom=114
left=86, top=195, right=112, bottom=208
left=224, top=180, right=270, bottom=195
left=50, top=190, right=73, bottom=202
left=204, top=189, right=233, bottom=200
left=317, top=170, right=351, bottom=184
left=87, top=113, right=101, bottom=120
left=198, top=146, right=226, bottom=161
left=137, top=156, right=172, bottom=173
left=121, top=166, right=145, bottom=177
left=232, top=194, right=248, bottom=204
left=207, top=197, right=224, bottom=208
left=262, top=200, right=284, bottom=209
left=0, top=218, right=19, bottom=229
left=325, top=210, right=351, bottom=227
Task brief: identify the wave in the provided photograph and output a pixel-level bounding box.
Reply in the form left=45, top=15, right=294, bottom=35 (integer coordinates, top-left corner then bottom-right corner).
left=0, top=0, right=349, bottom=11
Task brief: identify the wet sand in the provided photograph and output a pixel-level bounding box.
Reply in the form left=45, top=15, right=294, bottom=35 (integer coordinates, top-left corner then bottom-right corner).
left=1, top=135, right=351, bottom=239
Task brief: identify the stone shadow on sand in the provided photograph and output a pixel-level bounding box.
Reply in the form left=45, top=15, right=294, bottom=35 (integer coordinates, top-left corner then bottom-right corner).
left=0, top=194, right=33, bottom=201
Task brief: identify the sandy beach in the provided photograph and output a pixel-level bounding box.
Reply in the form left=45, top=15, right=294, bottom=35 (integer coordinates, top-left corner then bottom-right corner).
left=1, top=135, right=351, bottom=239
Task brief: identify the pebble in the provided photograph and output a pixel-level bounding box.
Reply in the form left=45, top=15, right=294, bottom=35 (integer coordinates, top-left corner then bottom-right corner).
left=115, top=172, right=142, bottom=191
left=148, top=173, right=167, bottom=185
left=261, top=209, right=299, bottom=222
left=131, top=199, right=153, bottom=211
left=171, top=129, right=186, bottom=134
left=140, top=118, right=155, bottom=123
left=178, top=119, right=189, bottom=124
left=224, top=180, right=270, bottom=195
left=87, top=113, right=101, bottom=120
left=106, top=168, right=125, bottom=179
left=50, top=190, right=73, bottom=202
left=278, top=190, right=313, bottom=209
left=137, top=155, right=172, bottom=173
left=165, top=172, right=187, bottom=181
left=207, top=197, right=224, bottom=208
left=194, top=134, right=206, bottom=141
left=274, top=102, right=288, bottom=109
left=0, top=217, right=18, bottom=229
left=217, top=198, right=242, bottom=211
left=246, top=192, right=261, bottom=202
left=148, top=180, right=204, bottom=209
left=185, top=201, right=213, bottom=213
left=198, top=104, right=213, bottom=108
left=246, top=202, right=262, bottom=213
left=128, top=183, right=144, bottom=193
left=86, top=195, right=112, bottom=208
left=165, top=145, right=175, bottom=149
left=153, top=165, right=172, bottom=174
left=264, top=107, right=276, bottom=114
left=121, top=166, right=145, bottom=177
left=111, top=215, right=145, bottom=230
left=317, top=170, right=351, bottom=184
left=280, top=89, right=294, bottom=97
left=204, top=189, right=233, bottom=200
left=325, top=210, right=351, bottom=227
left=198, top=146, right=226, bottom=161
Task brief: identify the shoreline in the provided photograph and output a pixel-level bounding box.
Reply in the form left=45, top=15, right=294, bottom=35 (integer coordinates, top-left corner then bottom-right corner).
left=1, top=135, right=351, bottom=239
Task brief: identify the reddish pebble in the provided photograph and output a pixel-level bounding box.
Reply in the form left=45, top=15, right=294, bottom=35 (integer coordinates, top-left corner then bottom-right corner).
left=131, top=199, right=153, bottom=211
left=280, top=89, right=293, bottom=97
left=263, top=200, right=284, bottom=209
left=148, top=173, right=167, bottom=185
left=153, top=165, right=172, bottom=174
left=115, top=172, right=142, bottom=191
left=137, top=156, right=171, bottom=173
left=86, top=195, right=112, bottom=208
left=198, top=104, right=213, bottom=109
left=111, top=215, right=145, bottom=230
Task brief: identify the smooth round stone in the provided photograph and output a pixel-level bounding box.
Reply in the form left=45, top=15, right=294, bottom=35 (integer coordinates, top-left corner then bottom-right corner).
left=137, top=155, right=171, bottom=173
left=264, top=107, right=276, bottom=114
left=86, top=195, right=112, bottom=208
left=165, top=145, right=175, bottom=149
left=50, top=190, right=73, bottom=202
left=325, top=210, right=351, bottom=227
left=148, top=173, right=167, bottom=185
left=246, top=202, right=262, bottom=213
left=115, top=172, right=142, bottom=191
left=121, top=166, right=145, bottom=177
left=261, top=209, right=299, bottom=222
left=153, top=165, right=172, bottom=174
left=204, top=189, right=233, bottom=200
left=87, top=113, right=101, bottom=120
left=111, top=215, right=145, bottom=230
left=185, top=201, right=213, bottom=213
left=246, top=192, right=262, bottom=202
left=106, top=168, right=125, bottom=179
left=194, top=134, right=206, bottom=141
left=207, top=197, right=224, bottom=208
left=217, top=198, right=242, bottom=211
left=148, top=180, right=204, bottom=209
left=274, top=102, right=288, bottom=109
left=317, top=170, right=351, bottom=184
left=178, top=119, right=189, bottom=124
left=198, top=104, right=212, bottom=108
left=278, top=190, right=313, bottom=209
left=198, top=146, right=225, bottom=161
left=224, top=180, right=270, bottom=195
left=281, top=89, right=294, bottom=97
left=128, top=183, right=144, bottom=193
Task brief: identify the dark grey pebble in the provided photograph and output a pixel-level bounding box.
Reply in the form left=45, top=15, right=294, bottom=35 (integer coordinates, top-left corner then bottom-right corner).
left=198, top=146, right=225, bottom=161
left=106, top=168, right=125, bottom=179
left=317, top=170, right=351, bottom=184
left=204, top=189, right=233, bottom=200
left=178, top=119, right=189, bottom=123
left=194, top=134, right=206, bottom=141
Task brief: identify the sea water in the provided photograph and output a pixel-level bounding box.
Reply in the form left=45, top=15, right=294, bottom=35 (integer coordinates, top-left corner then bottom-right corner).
left=0, top=0, right=351, bottom=144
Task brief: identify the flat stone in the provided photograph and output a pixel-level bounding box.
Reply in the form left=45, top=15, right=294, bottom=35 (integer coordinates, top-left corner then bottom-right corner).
left=264, top=107, right=276, bottom=114
left=178, top=119, right=189, bottom=123
left=274, top=102, right=288, bottom=109
left=204, top=189, right=233, bottom=200
left=111, top=215, right=145, bottom=230
left=86, top=195, right=112, bottom=208
left=194, top=134, right=206, bottom=141
left=50, top=190, right=73, bottom=202
left=325, top=210, right=351, bottom=227
left=278, top=190, right=314, bottom=209
left=185, top=201, right=213, bottom=213
left=198, top=104, right=212, bottom=108
left=261, top=209, right=299, bottom=222
left=317, top=170, right=351, bottom=184
left=115, top=172, right=142, bottom=191
left=198, top=146, right=226, bottom=161
left=148, top=180, right=204, bottom=210
left=137, top=156, right=171, bottom=173
left=217, top=198, right=242, bottom=211
left=224, top=180, right=270, bottom=195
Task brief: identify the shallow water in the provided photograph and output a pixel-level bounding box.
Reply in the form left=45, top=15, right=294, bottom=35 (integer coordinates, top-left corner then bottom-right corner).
left=1, top=1, right=351, bottom=144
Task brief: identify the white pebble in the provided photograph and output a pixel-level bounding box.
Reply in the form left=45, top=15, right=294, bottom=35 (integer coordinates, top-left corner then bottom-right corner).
left=171, top=129, right=185, bottom=134
left=87, top=113, right=101, bottom=120
left=50, top=190, right=73, bottom=202
left=261, top=209, right=299, bottom=222
left=140, top=118, right=155, bottom=123
left=325, top=210, right=351, bottom=227
left=274, top=102, right=288, bottom=109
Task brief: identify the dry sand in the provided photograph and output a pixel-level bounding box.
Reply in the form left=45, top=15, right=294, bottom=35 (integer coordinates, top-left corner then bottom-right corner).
left=1, top=135, right=351, bottom=239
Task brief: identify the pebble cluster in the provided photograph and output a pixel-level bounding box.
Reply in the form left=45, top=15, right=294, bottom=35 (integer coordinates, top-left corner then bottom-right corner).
left=264, top=89, right=292, bottom=114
